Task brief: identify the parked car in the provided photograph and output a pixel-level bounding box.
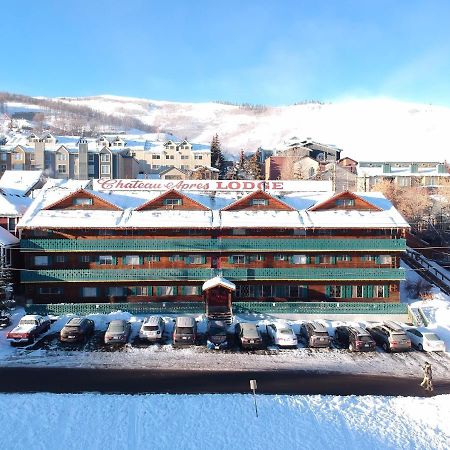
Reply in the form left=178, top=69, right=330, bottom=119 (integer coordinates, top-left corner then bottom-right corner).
left=6, top=314, right=51, bottom=345
left=104, top=319, right=131, bottom=345
left=299, top=321, right=331, bottom=348
left=60, top=317, right=95, bottom=343
left=139, top=316, right=165, bottom=343
left=367, top=321, right=411, bottom=352
left=173, top=316, right=197, bottom=346
left=0, top=310, right=11, bottom=328
left=206, top=320, right=228, bottom=350
left=235, top=322, right=263, bottom=350
left=266, top=323, right=298, bottom=348
left=334, top=326, right=376, bottom=352
left=405, top=328, right=446, bottom=352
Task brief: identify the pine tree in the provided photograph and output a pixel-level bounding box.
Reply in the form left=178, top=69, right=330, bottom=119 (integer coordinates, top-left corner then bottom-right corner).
left=210, top=134, right=225, bottom=178
left=0, top=252, right=12, bottom=310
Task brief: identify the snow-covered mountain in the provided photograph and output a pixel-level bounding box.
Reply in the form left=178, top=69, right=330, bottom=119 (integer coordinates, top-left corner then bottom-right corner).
left=5, top=94, right=450, bottom=161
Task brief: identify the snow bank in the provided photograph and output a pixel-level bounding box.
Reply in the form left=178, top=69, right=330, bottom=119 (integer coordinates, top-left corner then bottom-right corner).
left=0, top=393, right=448, bottom=450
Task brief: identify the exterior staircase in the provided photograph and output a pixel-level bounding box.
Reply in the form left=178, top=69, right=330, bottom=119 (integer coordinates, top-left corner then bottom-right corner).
left=207, top=305, right=233, bottom=325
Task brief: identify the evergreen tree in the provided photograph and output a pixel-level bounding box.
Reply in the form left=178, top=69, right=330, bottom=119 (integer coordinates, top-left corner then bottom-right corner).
left=0, top=252, right=12, bottom=310
left=210, top=133, right=225, bottom=178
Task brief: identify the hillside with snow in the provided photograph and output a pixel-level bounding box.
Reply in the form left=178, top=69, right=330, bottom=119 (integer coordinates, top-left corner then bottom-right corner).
left=3, top=93, right=450, bottom=161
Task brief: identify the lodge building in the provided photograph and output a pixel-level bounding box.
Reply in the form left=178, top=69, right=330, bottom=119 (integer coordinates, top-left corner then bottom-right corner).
left=16, top=180, right=409, bottom=305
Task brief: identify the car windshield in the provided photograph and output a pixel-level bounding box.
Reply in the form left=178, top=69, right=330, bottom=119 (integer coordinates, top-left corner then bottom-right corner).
left=358, top=335, right=373, bottom=342
left=109, top=323, right=125, bottom=332
left=424, top=333, right=440, bottom=341
left=144, top=325, right=158, bottom=331
left=19, top=319, right=37, bottom=325
left=209, top=326, right=226, bottom=335
left=392, top=333, right=407, bottom=338
left=315, top=331, right=329, bottom=337
left=177, top=327, right=193, bottom=334
left=64, top=325, right=80, bottom=330
left=279, top=329, right=293, bottom=335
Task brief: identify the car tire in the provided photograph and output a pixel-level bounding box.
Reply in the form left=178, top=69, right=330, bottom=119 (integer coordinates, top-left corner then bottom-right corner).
left=418, top=344, right=423, bottom=352
left=382, top=342, right=390, bottom=353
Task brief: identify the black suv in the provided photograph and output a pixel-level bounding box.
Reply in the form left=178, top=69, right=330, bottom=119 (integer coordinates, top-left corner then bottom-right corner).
left=299, top=321, right=331, bottom=348
left=334, top=326, right=376, bottom=352
left=60, top=317, right=95, bottom=342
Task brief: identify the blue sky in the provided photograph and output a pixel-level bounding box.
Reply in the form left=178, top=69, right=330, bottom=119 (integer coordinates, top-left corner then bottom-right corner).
left=2, top=0, right=450, bottom=105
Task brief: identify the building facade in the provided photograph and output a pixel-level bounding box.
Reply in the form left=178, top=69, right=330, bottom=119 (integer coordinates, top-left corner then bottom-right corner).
left=17, top=180, right=408, bottom=304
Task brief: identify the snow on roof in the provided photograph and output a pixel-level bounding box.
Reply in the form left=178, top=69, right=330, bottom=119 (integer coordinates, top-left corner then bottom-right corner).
left=0, top=170, right=44, bottom=196
left=17, top=182, right=409, bottom=229
left=0, top=191, right=32, bottom=217
left=0, top=226, right=19, bottom=246
left=357, top=164, right=450, bottom=177
left=202, top=276, right=236, bottom=291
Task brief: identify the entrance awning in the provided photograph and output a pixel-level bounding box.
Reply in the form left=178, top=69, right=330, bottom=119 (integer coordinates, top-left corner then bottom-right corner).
left=202, top=276, right=236, bottom=292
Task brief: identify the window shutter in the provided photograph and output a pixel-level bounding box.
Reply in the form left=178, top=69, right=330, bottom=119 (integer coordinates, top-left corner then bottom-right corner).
left=113, top=256, right=118, bottom=265
left=228, top=256, right=233, bottom=263
left=331, top=256, right=336, bottom=264
left=361, top=255, right=366, bottom=262
left=139, top=256, right=144, bottom=265
left=367, top=285, right=374, bottom=298
left=156, top=286, right=162, bottom=296
left=363, top=285, right=368, bottom=298
left=289, top=255, right=294, bottom=263
left=184, top=256, right=190, bottom=264
left=129, top=286, right=136, bottom=296
left=315, top=256, right=320, bottom=264
left=301, top=285, right=308, bottom=298
left=345, top=285, right=352, bottom=298
left=306, top=256, right=311, bottom=264
left=201, top=256, right=206, bottom=264
left=375, top=256, right=381, bottom=264
left=384, top=285, right=389, bottom=298
left=181, top=286, right=186, bottom=295
left=325, top=285, right=331, bottom=297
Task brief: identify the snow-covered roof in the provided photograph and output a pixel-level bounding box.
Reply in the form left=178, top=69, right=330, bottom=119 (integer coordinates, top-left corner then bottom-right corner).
left=17, top=180, right=410, bottom=229
left=0, top=170, right=44, bottom=196
left=0, top=191, right=32, bottom=217
left=0, top=226, right=19, bottom=246
left=202, top=276, right=236, bottom=291
left=357, top=164, right=449, bottom=178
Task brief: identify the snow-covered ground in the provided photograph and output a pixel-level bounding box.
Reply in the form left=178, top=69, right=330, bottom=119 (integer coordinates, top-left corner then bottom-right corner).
left=0, top=392, right=448, bottom=450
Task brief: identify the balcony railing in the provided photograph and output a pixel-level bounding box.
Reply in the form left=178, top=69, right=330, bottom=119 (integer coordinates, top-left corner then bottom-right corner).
left=21, top=267, right=405, bottom=283
left=21, top=238, right=406, bottom=253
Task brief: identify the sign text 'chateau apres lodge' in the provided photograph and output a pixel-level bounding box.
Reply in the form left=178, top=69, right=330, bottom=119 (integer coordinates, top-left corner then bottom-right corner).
left=17, top=179, right=408, bottom=305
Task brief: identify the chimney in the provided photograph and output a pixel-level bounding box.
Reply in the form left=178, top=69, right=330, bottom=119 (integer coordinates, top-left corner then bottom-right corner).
left=34, top=140, right=45, bottom=170
left=78, top=138, right=88, bottom=179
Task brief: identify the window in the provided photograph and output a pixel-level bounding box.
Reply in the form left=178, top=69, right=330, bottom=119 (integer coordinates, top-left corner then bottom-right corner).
left=163, top=198, right=182, bottom=206
left=98, top=255, right=114, bottom=265
left=124, top=255, right=140, bottom=265
left=158, top=286, right=176, bottom=296
left=292, top=254, right=308, bottom=265
left=152, top=165, right=160, bottom=169
left=88, top=154, right=95, bottom=162
left=336, top=199, right=355, bottom=207
left=57, top=153, right=67, bottom=161
left=374, top=285, right=387, bottom=298
left=101, top=164, right=110, bottom=175
left=1, top=153, right=7, bottom=161
left=39, top=287, right=63, bottom=295
left=362, top=255, right=376, bottom=262
left=231, top=255, right=246, bottom=264
left=251, top=198, right=268, bottom=206
left=187, top=255, right=204, bottom=264
left=289, top=285, right=307, bottom=298
left=232, top=228, right=246, bottom=235
left=249, top=254, right=265, bottom=262
left=98, top=229, right=114, bottom=235
left=169, top=254, right=183, bottom=262
left=88, top=164, right=95, bottom=175
left=100, top=153, right=110, bottom=162
left=147, top=255, right=160, bottom=263
left=274, top=254, right=287, bottom=261
left=353, top=286, right=364, bottom=298
left=319, top=255, right=334, bottom=264
left=183, top=286, right=200, bottom=295
left=181, top=155, right=189, bottom=160
left=330, top=285, right=342, bottom=298
left=57, top=165, right=67, bottom=174
left=80, top=255, right=90, bottom=263
left=7, top=217, right=16, bottom=232
left=82, top=287, right=97, bottom=297
left=107, top=287, right=125, bottom=297
left=181, top=165, right=189, bottom=170
left=194, top=154, right=203, bottom=160
left=152, top=155, right=161, bottom=159
left=73, top=197, right=93, bottom=206
left=34, top=256, right=49, bottom=266
left=13, top=153, right=22, bottom=161
left=55, top=255, right=66, bottom=263
left=337, top=255, right=352, bottom=262
left=130, top=286, right=147, bottom=296
left=165, top=155, right=174, bottom=159
left=379, top=255, right=392, bottom=265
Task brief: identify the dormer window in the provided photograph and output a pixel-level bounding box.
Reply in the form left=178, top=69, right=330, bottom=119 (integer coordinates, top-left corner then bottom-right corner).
left=336, top=199, right=355, bottom=207
left=251, top=198, right=268, bottom=206
left=73, top=198, right=93, bottom=206
left=163, top=198, right=182, bottom=206
left=101, top=153, right=110, bottom=162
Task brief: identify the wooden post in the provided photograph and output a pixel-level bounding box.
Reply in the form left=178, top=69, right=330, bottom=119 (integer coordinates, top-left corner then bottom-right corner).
left=250, top=379, right=258, bottom=417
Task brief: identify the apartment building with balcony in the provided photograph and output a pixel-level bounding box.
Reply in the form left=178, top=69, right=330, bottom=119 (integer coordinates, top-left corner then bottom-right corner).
left=17, top=181, right=409, bottom=304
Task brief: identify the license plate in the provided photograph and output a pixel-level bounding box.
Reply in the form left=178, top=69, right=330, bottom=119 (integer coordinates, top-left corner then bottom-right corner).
left=68, top=335, right=75, bottom=339
left=182, top=336, right=188, bottom=340
left=364, top=344, right=369, bottom=347
left=250, top=340, right=254, bottom=344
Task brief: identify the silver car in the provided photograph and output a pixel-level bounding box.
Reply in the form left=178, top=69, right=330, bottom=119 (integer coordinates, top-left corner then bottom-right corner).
left=104, top=320, right=131, bottom=345
left=139, top=316, right=165, bottom=343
